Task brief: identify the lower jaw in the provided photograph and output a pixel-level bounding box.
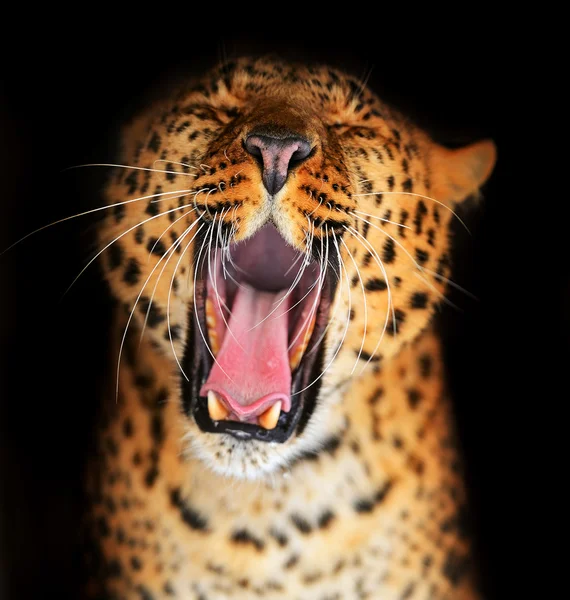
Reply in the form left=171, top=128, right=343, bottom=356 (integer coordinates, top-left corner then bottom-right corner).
left=181, top=278, right=331, bottom=444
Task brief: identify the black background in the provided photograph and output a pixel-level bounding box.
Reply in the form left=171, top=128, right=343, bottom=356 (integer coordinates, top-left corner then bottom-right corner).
left=0, top=22, right=557, bottom=600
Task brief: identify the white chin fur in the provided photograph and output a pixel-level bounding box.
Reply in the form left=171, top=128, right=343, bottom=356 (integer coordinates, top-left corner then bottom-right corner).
left=181, top=385, right=344, bottom=481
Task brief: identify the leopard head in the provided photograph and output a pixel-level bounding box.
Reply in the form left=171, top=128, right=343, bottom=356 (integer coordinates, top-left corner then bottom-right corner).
left=100, top=57, right=496, bottom=479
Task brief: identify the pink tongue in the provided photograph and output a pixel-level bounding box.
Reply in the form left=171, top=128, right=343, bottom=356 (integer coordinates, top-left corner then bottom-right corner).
left=200, top=285, right=292, bottom=420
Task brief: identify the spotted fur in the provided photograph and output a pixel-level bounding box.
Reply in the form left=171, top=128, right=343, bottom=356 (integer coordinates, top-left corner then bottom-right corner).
left=84, top=57, right=496, bottom=599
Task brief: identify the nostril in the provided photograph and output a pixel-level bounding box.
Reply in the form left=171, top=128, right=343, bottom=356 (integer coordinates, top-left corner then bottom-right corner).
left=289, top=140, right=312, bottom=164
left=244, top=137, right=263, bottom=158
left=244, top=133, right=313, bottom=195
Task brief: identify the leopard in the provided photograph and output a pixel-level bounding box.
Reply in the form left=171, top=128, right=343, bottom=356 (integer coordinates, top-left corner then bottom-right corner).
left=83, top=56, right=496, bottom=599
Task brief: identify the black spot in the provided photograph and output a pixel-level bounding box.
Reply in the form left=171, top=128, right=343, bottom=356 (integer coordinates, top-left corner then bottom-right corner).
left=165, top=324, right=181, bottom=341
left=136, top=585, right=155, bottom=600
left=147, top=237, right=167, bottom=256
left=164, top=582, right=175, bottom=596
left=106, top=558, right=122, bottom=578
left=165, top=166, right=177, bottom=182
left=138, top=298, right=166, bottom=327
left=419, top=354, right=432, bottom=378
left=358, top=349, right=381, bottom=363
left=407, top=389, right=422, bottom=409
left=145, top=466, right=159, bottom=488
left=414, top=200, right=428, bottom=234
left=392, top=435, right=404, bottom=449
left=374, top=479, right=394, bottom=504
left=433, top=206, right=440, bottom=224
left=382, top=238, right=396, bottom=263
left=368, top=387, right=384, bottom=405
left=151, top=415, right=164, bottom=444
left=113, top=202, right=126, bottom=223
left=387, top=175, right=395, bottom=190
left=170, top=488, right=209, bottom=531
left=387, top=309, right=405, bottom=336
left=155, top=387, right=169, bottom=407
left=116, top=527, right=126, bottom=544
left=365, top=277, right=388, bottom=292
left=393, top=276, right=402, bottom=287
left=288, top=434, right=342, bottom=466
left=410, top=292, right=428, bottom=309
left=125, top=171, right=139, bottom=194
left=123, top=418, right=133, bottom=438
left=284, top=554, right=299, bottom=570
left=206, top=562, right=224, bottom=575
left=291, top=514, right=312, bottom=534
left=123, top=258, right=141, bottom=285
left=415, top=248, right=429, bottom=265
left=436, top=253, right=450, bottom=277
left=402, top=178, right=413, bottom=192
left=361, top=253, right=372, bottom=268
left=354, top=498, right=374, bottom=513
left=96, top=516, right=110, bottom=538
left=317, top=510, right=335, bottom=529
left=131, top=556, right=143, bottom=571
left=104, top=436, right=118, bottom=456
left=134, top=372, right=154, bottom=389
left=442, top=550, right=470, bottom=586
left=269, top=528, right=288, bottom=546
left=148, top=131, right=161, bottom=153
left=401, top=582, right=416, bottom=599
left=322, top=435, right=342, bottom=455
left=231, top=529, right=265, bottom=551
left=105, top=496, right=117, bottom=514
left=145, top=199, right=159, bottom=216
left=107, top=242, right=124, bottom=270
left=135, top=226, right=145, bottom=244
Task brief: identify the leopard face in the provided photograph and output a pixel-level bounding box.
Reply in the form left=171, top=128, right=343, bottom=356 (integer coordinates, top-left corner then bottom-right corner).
left=100, top=57, right=495, bottom=480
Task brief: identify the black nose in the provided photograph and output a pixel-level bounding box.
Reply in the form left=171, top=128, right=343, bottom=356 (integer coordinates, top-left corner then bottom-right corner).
left=244, top=133, right=312, bottom=195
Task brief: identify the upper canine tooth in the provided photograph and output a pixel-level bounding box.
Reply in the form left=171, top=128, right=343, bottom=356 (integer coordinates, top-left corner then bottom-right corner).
left=259, top=401, right=282, bottom=430
left=207, top=390, right=229, bottom=421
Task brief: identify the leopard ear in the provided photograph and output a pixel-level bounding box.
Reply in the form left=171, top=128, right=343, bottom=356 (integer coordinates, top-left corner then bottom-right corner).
left=431, top=139, right=497, bottom=204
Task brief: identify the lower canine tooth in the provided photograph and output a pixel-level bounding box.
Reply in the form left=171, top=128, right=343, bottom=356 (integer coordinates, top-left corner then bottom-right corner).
left=259, top=401, right=282, bottom=430
left=207, top=391, right=229, bottom=421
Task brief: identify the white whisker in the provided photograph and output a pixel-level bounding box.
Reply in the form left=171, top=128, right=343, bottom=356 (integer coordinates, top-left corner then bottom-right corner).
left=192, top=220, right=237, bottom=385
left=351, top=210, right=411, bottom=229
left=352, top=190, right=470, bottom=234
left=351, top=212, right=447, bottom=304
left=340, top=236, right=368, bottom=374
left=209, top=211, right=243, bottom=351
left=153, top=159, right=199, bottom=171
left=412, top=271, right=461, bottom=312
left=167, top=222, right=207, bottom=379
left=63, top=199, right=199, bottom=297
left=116, top=215, right=202, bottom=398
left=1, top=187, right=194, bottom=257
left=139, top=211, right=200, bottom=344
left=346, top=225, right=393, bottom=374
left=293, top=228, right=350, bottom=395
left=147, top=206, right=197, bottom=260
left=422, top=267, right=478, bottom=301
left=65, top=162, right=198, bottom=178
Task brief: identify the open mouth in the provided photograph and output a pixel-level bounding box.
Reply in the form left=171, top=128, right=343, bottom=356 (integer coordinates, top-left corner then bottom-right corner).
left=182, top=223, right=334, bottom=443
